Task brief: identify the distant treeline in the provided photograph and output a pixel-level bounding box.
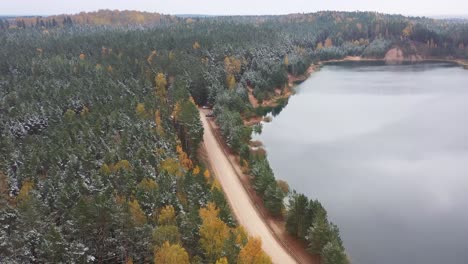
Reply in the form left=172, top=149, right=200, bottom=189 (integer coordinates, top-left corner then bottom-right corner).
left=0, top=9, right=178, bottom=29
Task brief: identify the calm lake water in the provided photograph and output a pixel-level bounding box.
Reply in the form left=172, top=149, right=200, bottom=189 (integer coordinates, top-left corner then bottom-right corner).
left=255, top=62, right=468, bottom=264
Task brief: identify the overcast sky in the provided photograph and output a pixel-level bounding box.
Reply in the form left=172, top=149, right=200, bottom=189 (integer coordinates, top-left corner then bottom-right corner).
left=1, top=0, right=467, bottom=17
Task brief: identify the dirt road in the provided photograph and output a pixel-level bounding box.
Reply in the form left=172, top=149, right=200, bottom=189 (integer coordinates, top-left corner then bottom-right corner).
left=199, top=109, right=297, bottom=264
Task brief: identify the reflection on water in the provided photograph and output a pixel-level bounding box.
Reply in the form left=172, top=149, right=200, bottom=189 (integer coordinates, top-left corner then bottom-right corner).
left=255, top=63, right=468, bottom=264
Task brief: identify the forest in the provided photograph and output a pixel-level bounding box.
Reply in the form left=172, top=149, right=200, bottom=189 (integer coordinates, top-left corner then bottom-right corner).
left=1, top=10, right=467, bottom=264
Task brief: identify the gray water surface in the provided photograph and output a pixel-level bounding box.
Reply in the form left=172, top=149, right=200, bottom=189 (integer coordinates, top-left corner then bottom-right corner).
left=255, top=62, right=468, bottom=264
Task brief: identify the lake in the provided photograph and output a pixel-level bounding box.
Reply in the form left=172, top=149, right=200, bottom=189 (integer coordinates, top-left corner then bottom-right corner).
left=255, top=62, right=468, bottom=264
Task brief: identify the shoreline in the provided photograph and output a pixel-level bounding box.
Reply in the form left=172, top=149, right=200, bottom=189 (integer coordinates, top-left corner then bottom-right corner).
left=246, top=55, right=468, bottom=119
left=319, top=56, right=468, bottom=67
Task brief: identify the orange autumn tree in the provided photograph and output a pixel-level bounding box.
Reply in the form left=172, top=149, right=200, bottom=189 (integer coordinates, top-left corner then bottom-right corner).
left=324, top=37, right=333, bottom=48
left=147, top=50, right=157, bottom=64
left=203, top=169, right=211, bottom=182
left=176, top=144, right=193, bottom=170
left=155, top=110, right=164, bottom=135
left=199, top=202, right=230, bottom=262
left=238, top=237, right=272, bottom=264
left=154, top=241, right=189, bottom=264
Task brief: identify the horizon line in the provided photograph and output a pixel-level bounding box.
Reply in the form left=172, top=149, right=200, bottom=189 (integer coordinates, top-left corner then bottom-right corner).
left=1, top=9, right=468, bottom=19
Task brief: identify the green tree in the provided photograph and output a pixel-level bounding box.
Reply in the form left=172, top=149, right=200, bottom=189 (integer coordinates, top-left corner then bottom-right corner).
left=251, top=158, right=275, bottom=196
left=307, top=213, right=334, bottom=254
left=174, top=98, right=204, bottom=155
left=263, top=182, right=285, bottom=216
left=286, top=193, right=309, bottom=239
left=321, top=241, right=349, bottom=264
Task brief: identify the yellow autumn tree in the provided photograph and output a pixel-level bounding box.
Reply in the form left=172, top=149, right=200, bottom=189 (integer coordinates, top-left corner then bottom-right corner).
left=113, top=160, right=131, bottom=171
left=226, top=74, right=236, bottom=89
left=241, top=159, right=250, bottom=174
left=128, top=199, right=146, bottom=226
left=224, top=56, right=242, bottom=75
left=79, top=53, right=86, bottom=60
left=160, top=158, right=183, bottom=176
left=283, top=55, right=289, bottom=66
left=233, top=226, right=249, bottom=246
left=199, top=202, right=230, bottom=262
left=136, top=103, right=146, bottom=118
left=158, top=205, right=176, bottom=225
left=193, top=41, right=201, bottom=50
left=316, top=41, right=323, bottom=50
left=80, top=106, right=89, bottom=117
left=17, top=179, right=34, bottom=204
left=137, top=178, right=158, bottom=192
left=155, top=110, right=164, bottom=135
left=193, top=165, right=201, bottom=176
left=154, top=241, right=189, bottom=264
left=216, top=257, right=229, bottom=264
left=155, top=73, right=167, bottom=99
left=224, top=56, right=241, bottom=89
left=99, top=164, right=111, bottom=175
left=402, top=24, right=413, bottom=38
left=238, top=237, right=272, bottom=264
left=211, top=179, right=222, bottom=192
